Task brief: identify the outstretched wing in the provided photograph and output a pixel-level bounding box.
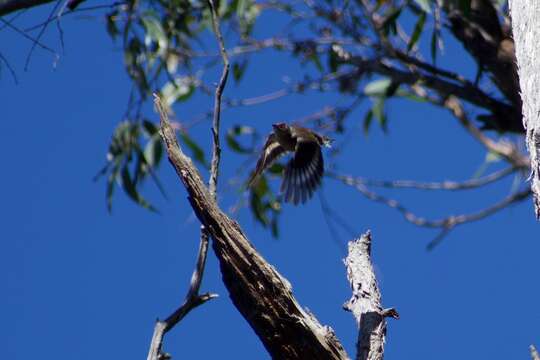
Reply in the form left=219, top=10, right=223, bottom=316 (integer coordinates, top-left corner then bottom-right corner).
left=247, top=133, right=287, bottom=187
left=280, top=138, right=324, bottom=205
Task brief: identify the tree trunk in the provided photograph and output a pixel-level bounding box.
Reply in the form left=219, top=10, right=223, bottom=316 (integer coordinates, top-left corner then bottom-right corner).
left=509, top=0, right=540, bottom=218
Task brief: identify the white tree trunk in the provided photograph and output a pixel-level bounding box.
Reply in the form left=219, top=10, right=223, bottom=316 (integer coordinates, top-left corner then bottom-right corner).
left=509, top=0, right=540, bottom=219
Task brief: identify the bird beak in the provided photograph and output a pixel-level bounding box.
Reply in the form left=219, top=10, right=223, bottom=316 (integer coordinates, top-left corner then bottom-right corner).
left=272, top=124, right=278, bottom=130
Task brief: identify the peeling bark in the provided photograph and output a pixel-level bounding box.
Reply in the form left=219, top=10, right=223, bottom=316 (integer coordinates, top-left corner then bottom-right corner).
left=343, top=231, right=398, bottom=360
left=509, top=0, right=540, bottom=218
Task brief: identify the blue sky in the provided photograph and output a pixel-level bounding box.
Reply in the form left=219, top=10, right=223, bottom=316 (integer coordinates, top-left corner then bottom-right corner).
left=2, top=4, right=540, bottom=359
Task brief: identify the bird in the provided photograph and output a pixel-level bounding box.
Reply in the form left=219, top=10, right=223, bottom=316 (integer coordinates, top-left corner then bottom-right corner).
left=247, top=122, right=332, bottom=205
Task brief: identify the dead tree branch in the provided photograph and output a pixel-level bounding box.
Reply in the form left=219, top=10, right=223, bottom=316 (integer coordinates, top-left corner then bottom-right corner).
left=147, top=3, right=229, bottom=358
left=329, top=167, right=516, bottom=191
left=344, top=231, right=399, bottom=360
left=156, top=95, right=349, bottom=359
left=332, top=174, right=531, bottom=249
left=146, top=231, right=217, bottom=360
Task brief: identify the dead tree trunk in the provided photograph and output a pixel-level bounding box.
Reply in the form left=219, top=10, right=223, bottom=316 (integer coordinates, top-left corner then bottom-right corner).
left=509, top=0, right=540, bottom=218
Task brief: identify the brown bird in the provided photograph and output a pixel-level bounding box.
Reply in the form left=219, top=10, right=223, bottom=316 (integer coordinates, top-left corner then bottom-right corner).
left=248, top=122, right=332, bottom=205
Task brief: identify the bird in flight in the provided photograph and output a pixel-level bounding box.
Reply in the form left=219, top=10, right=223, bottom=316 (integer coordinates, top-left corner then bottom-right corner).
left=247, top=122, right=332, bottom=205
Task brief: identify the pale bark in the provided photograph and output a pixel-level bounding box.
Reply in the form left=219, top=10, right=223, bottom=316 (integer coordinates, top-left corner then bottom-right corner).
left=343, top=231, right=398, bottom=360
left=531, top=345, right=540, bottom=360
left=509, top=0, right=540, bottom=218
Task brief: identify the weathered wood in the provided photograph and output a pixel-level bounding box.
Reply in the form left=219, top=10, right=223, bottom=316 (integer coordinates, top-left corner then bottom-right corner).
left=344, top=231, right=398, bottom=360
left=157, top=99, right=349, bottom=360
left=509, top=0, right=540, bottom=218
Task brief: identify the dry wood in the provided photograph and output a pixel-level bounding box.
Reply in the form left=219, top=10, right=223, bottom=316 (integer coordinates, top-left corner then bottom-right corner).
left=509, top=0, right=540, bottom=219
left=344, top=231, right=398, bottom=360
left=156, top=96, right=349, bottom=359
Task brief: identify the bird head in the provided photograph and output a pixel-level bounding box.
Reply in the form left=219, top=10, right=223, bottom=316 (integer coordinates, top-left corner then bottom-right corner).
left=272, top=122, right=290, bottom=135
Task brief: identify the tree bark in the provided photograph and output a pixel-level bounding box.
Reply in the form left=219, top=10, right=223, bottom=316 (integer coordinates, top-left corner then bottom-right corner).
left=0, top=0, right=53, bottom=16
left=157, top=100, right=349, bottom=360
left=509, top=0, right=540, bottom=218
left=343, top=231, right=398, bottom=360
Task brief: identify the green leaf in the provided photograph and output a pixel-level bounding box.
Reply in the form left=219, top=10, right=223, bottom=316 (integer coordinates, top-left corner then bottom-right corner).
left=120, top=166, right=158, bottom=212
left=310, top=54, right=324, bottom=72
left=382, top=7, right=402, bottom=35
left=144, top=136, right=163, bottom=168
left=161, top=77, right=195, bottom=106
left=364, top=78, right=392, bottom=96
left=142, top=119, right=158, bottom=136
left=106, top=171, right=117, bottom=212
left=179, top=132, right=209, bottom=168
left=363, top=109, right=373, bottom=135
left=372, top=97, right=388, bottom=132
left=407, top=12, right=426, bottom=52
left=141, top=12, right=167, bottom=50
left=106, top=10, right=119, bottom=40
left=232, top=61, right=248, bottom=82
left=413, top=0, right=431, bottom=13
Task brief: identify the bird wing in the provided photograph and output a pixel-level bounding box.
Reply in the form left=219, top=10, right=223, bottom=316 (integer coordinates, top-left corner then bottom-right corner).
left=247, top=133, right=287, bottom=187
left=281, top=137, right=324, bottom=205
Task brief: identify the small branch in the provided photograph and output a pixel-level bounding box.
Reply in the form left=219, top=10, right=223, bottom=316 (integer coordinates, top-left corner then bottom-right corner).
left=146, top=225, right=218, bottom=360
left=344, top=231, right=398, bottom=360
left=329, top=167, right=517, bottom=191
left=207, top=0, right=229, bottom=198
left=147, top=5, right=229, bottom=356
left=531, top=345, right=540, bottom=360
left=332, top=174, right=531, bottom=249
left=442, top=96, right=528, bottom=168
left=0, top=17, right=56, bottom=55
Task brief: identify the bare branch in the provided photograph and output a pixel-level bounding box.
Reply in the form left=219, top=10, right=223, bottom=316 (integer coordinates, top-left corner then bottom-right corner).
left=329, top=167, right=517, bottom=191
left=146, top=227, right=218, bottom=360
left=0, top=50, right=18, bottom=83
left=156, top=96, right=349, bottom=359
left=24, top=0, right=62, bottom=70
left=147, top=4, right=230, bottom=357
left=207, top=0, right=229, bottom=197
left=344, top=231, right=398, bottom=360
left=332, top=174, right=531, bottom=249
left=0, top=17, right=56, bottom=55
left=441, top=96, right=528, bottom=168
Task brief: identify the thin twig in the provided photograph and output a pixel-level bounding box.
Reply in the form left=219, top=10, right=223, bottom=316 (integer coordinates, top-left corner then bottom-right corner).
left=147, top=97, right=219, bottom=360
left=24, top=0, right=63, bottom=70
left=23, top=2, right=125, bottom=32
left=333, top=174, right=531, bottom=249
left=0, top=50, right=18, bottom=83
left=0, top=17, right=56, bottom=55
left=147, top=2, right=230, bottom=358
left=208, top=0, right=229, bottom=197
left=329, top=167, right=517, bottom=191
left=442, top=96, right=528, bottom=168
